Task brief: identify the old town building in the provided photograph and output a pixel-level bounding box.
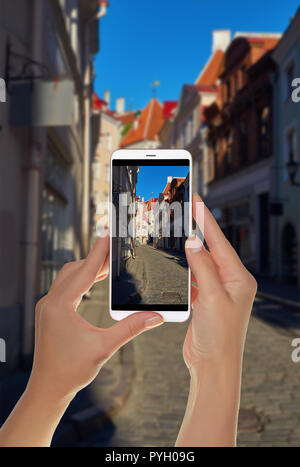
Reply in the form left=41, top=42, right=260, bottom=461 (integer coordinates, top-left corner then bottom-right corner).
left=160, top=31, right=230, bottom=196
left=0, top=0, right=105, bottom=372
left=204, top=33, right=280, bottom=274
left=120, top=97, right=164, bottom=149
left=272, top=8, right=300, bottom=287
left=111, top=165, right=138, bottom=280
left=92, top=93, right=122, bottom=237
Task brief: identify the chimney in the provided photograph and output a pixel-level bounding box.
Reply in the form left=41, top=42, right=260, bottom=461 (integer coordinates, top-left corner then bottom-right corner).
left=116, top=97, right=125, bottom=114
left=212, top=30, right=231, bottom=53
left=104, top=90, right=110, bottom=109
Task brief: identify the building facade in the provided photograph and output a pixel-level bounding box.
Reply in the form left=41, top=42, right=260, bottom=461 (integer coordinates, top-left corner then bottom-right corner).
left=160, top=31, right=230, bottom=197
left=0, top=0, right=104, bottom=373
left=204, top=33, right=280, bottom=274
left=92, top=94, right=122, bottom=238
left=111, top=165, right=138, bottom=280
left=272, top=8, right=300, bottom=286
left=120, top=97, right=164, bottom=149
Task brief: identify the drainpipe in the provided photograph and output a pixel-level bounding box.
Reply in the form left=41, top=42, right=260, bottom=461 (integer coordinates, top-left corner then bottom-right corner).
left=82, top=1, right=108, bottom=255
left=22, top=0, right=45, bottom=357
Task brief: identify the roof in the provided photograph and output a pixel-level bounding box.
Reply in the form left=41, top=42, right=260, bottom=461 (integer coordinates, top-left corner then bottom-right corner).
left=219, top=34, right=281, bottom=77
left=163, top=182, right=171, bottom=195
left=93, top=93, right=108, bottom=111
left=163, top=101, right=177, bottom=119
left=195, top=49, right=224, bottom=86
left=120, top=98, right=164, bottom=148
left=146, top=197, right=159, bottom=211
left=245, top=35, right=280, bottom=51
left=116, top=111, right=138, bottom=126
left=172, top=177, right=185, bottom=187
left=273, top=8, right=300, bottom=63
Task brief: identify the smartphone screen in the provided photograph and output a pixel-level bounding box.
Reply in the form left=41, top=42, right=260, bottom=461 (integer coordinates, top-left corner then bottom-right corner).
left=111, top=158, right=190, bottom=312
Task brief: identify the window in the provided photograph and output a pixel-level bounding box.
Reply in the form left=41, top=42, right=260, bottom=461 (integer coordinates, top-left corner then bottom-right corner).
left=105, top=164, right=110, bottom=183
left=93, top=190, right=99, bottom=204
left=285, top=61, right=295, bottom=101
left=104, top=191, right=109, bottom=213
left=41, top=189, right=67, bottom=294
left=105, top=134, right=112, bottom=151
left=257, top=106, right=271, bottom=159
left=287, top=128, right=296, bottom=162
left=188, top=115, right=194, bottom=144
left=231, top=74, right=238, bottom=95
left=226, top=80, right=231, bottom=102
left=181, top=123, right=187, bottom=147
left=212, top=139, right=219, bottom=179
left=93, top=160, right=101, bottom=180
left=224, top=130, right=233, bottom=172
left=239, top=120, right=248, bottom=164
left=240, top=66, right=247, bottom=87
left=284, top=125, right=297, bottom=181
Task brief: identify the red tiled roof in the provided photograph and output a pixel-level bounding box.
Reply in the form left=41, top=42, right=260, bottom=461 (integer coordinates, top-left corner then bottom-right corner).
left=93, top=93, right=108, bottom=111
left=196, top=50, right=224, bottom=86
left=163, top=182, right=171, bottom=195
left=245, top=36, right=279, bottom=49
left=163, top=101, right=177, bottom=119
left=120, top=98, right=164, bottom=148
left=116, top=112, right=137, bottom=126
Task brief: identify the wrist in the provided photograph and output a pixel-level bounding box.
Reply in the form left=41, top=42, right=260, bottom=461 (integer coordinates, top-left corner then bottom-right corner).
left=25, top=376, right=76, bottom=411
left=188, top=354, right=243, bottom=412
left=189, top=353, right=243, bottom=382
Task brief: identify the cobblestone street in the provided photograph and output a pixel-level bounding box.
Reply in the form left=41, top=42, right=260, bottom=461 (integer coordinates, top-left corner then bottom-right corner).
left=114, top=245, right=188, bottom=305
left=140, top=245, right=188, bottom=305
left=86, top=294, right=300, bottom=447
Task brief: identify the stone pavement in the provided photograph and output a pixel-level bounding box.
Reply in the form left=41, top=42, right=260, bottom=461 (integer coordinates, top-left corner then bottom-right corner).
left=86, top=319, right=190, bottom=447
left=140, top=245, right=188, bottom=305
left=84, top=294, right=300, bottom=447
left=114, top=245, right=188, bottom=306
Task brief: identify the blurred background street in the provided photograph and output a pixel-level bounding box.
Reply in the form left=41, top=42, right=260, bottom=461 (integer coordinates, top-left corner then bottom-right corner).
left=1, top=0, right=300, bottom=447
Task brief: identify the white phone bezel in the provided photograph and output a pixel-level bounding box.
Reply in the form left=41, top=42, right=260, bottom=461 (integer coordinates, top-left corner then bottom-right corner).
left=109, top=149, right=192, bottom=323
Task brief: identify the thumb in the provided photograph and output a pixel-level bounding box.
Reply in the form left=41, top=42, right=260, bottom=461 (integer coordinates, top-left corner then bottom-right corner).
left=104, top=312, right=164, bottom=354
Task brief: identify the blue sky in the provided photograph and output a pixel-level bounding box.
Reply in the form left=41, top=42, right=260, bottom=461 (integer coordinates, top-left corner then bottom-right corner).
left=136, top=166, right=190, bottom=201
left=94, top=0, right=299, bottom=111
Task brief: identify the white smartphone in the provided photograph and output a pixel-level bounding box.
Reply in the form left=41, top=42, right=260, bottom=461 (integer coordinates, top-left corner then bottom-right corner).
left=109, top=149, right=192, bottom=322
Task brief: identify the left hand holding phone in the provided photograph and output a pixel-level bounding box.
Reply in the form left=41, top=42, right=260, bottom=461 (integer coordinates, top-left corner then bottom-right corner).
left=0, top=232, right=163, bottom=447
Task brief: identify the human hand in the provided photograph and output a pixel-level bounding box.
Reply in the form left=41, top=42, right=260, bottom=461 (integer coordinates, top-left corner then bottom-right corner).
left=184, top=194, right=257, bottom=370
left=27, top=233, right=164, bottom=403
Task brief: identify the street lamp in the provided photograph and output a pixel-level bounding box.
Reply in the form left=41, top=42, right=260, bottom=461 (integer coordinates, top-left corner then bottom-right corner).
left=286, top=160, right=300, bottom=186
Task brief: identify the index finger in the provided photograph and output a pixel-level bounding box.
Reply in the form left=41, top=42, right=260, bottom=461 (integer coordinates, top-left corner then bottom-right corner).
left=59, top=233, right=110, bottom=302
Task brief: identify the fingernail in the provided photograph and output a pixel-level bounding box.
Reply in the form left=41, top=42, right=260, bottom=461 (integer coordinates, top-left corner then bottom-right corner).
left=186, top=234, right=203, bottom=253
left=100, top=228, right=110, bottom=238
left=145, top=315, right=164, bottom=329
left=96, top=273, right=107, bottom=281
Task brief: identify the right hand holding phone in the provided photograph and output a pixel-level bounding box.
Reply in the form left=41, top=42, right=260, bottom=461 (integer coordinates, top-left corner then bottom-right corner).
left=184, top=194, right=257, bottom=370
